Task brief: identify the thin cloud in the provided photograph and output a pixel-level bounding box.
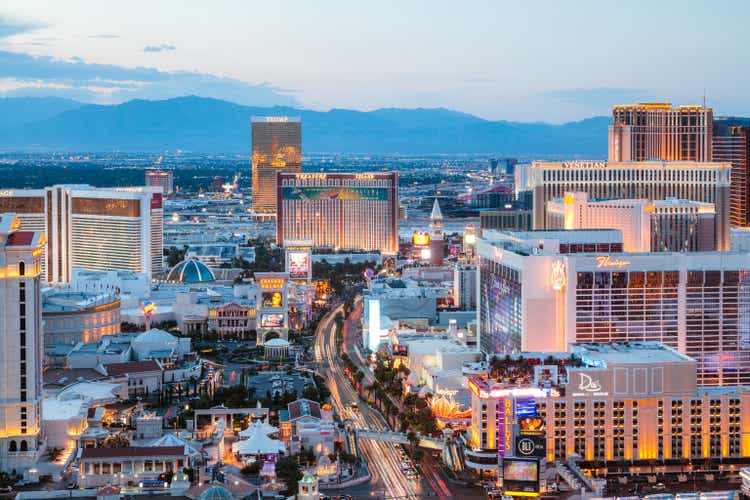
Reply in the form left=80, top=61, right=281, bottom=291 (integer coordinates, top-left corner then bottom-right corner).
left=88, top=34, right=120, bottom=39
left=0, top=17, right=43, bottom=39
left=0, top=50, right=298, bottom=106
left=143, top=44, right=176, bottom=53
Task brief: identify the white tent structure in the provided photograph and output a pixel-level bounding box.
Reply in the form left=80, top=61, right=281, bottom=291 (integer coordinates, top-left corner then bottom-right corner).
left=237, top=417, right=278, bottom=438
left=232, top=422, right=286, bottom=458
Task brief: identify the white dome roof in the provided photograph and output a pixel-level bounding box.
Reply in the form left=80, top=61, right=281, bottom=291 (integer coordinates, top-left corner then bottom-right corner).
left=264, top=338, right=289, bottom=347
left=134, top=328, right=177, bottom=345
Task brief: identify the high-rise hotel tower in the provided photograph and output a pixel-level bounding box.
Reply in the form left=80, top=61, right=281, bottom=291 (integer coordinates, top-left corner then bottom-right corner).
left=251, top=117, right=302, bottom=214
left=276, top=172, right=399, bottom=254
left=529, top=160, right=732, bottom=250
left=608, top=103, right=713, bottom=162
left=0, top=214, right=45, bottom=470
left=0, top=185, right=163, bottom=282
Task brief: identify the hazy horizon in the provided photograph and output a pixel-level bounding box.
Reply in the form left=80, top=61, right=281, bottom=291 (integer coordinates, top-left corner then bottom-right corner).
left=2, top=0, right=750, bottom=123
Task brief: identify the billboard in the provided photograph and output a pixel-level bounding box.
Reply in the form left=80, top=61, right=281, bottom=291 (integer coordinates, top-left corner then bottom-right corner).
left=502, top=457, right=540, bottom=494
left=260, top=313, right=284, bottom=328
left=515, top=435, right=546, bottom=458
left=282, top=186, right=388, bottom=201
left=262, top=292, right=283, bottom=308
left=412, top=231, right=430, bottom=247
left=288, top=251, right=310, bottom=279
left=519, top=416, right=545, bottom=435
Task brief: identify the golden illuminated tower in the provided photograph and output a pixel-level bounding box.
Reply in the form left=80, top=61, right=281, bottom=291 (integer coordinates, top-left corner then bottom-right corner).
left=608, top=103, right=713, bottom=162
left=251, top=117, right=302, bottom=214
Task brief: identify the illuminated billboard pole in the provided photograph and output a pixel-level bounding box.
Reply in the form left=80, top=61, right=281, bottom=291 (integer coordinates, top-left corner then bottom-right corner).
left=366, top=298, right=382, bottom=352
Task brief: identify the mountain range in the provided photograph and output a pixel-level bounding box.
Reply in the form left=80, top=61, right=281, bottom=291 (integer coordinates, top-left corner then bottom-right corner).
left=0, top=95, right=611, bottom=155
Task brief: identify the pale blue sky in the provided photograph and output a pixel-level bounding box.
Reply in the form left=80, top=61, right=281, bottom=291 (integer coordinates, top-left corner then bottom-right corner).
left=1, top=0, right=749, bottom=122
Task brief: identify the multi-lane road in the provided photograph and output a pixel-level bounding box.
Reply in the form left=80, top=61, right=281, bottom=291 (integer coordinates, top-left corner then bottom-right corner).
left=315, top=302, right=436, bottom=499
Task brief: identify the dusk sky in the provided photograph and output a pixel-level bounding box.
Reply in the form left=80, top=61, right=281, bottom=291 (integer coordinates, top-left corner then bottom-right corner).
left=1, top=0, right=749, bottom=122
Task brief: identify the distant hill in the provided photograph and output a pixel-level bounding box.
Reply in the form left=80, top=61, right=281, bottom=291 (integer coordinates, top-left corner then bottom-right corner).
left=0, top=95, right=611, bottom=155
left=0, top=97, right=82, bottom=127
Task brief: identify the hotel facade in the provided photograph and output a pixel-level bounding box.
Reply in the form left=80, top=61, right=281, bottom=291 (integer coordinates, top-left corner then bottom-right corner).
left=0, top=214, right=45, bottom=471
left=713, top=121, right=750, bottom=227
left=276, top=172, right=399, bottom=254
left=608, top=103, right=713, bottom=163
left=0, top=185, right=163, bottom=282
left=464, top=342, right=750, bottom=477
left=476, top=229, right=750, bottom=386
left=251, top=116, right=302, bottom=214
left=547, top=192, right=717, bottom=252
left=529, top=160, right=731, bottom=250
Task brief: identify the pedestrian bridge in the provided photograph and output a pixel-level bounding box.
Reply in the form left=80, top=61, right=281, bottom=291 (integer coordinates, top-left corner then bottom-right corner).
left=352, top=428, right=445, bottom=450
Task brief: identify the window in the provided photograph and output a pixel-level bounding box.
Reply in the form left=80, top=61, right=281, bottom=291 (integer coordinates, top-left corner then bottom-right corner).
left=18, top=262, right=24, bottom=276
left=8, top=441, right=16, bottom=452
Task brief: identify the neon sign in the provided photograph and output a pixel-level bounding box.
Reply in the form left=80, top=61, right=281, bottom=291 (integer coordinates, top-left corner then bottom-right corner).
left=560, top=161, right=606, bottom=169
left=550, top=260, right=566, bottom=291
left=596, top=256, right=631, bottom=269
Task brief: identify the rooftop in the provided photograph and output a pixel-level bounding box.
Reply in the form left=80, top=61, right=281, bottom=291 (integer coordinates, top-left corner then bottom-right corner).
left=288, top=398, right=321, bottom=420
left=105, top=359, right=162, bottom=377
left=570, top=341, right=693, bottom=366
left=80, top=446, right=186, bottom=459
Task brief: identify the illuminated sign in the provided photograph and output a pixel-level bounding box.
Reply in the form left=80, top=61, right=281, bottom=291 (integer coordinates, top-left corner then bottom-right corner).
left=550, top=260, right=566, bottom=291
left=141, top=301, right=156, bottom=317
left=262, top=292, right=283, bottom=308
left=504, top=399, right=512, bottom=453
left=265, top=116, right=289, bottom=123
left=519, top=416, right=545, bottom=436
left=287, top=251, right=310, bottom=279
left=413, top=232, right=430, bottom=247
left=419, top=248, right=431, bottom=260
left=294, top=173, right=328, bottom=180
left=435, top=388, right=458, bottom=397
left=497, top=398, right=506, bottom=456
left=260, top=313, right=284, bottom=328
left=560, top=161, right=606, bottom=169
left=259, top=278, right=285, bottom=289
left=0, top=190, right=14, bottom=197
left=502, top=457, right=540, bottom=495
left=366, top=298, right=382, bottom=351
left=463, top=233, right=476, bottom=245
left=516, top=435, right=546, bottom=458
left=570, top=371, right=609, bottom=397
left=515, top=398, right=537, bottom=418
left=578, top=373, right=601, bottom=392
left=282, top=186, right=388, bottom=201
left=595, top=256, right=631, bottom=269
left=467, top=379, right=554, bottom=399
left=355, top=173, right=375, bottom=180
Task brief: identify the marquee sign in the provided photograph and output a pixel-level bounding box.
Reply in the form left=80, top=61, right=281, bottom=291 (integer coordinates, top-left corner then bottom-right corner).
left=596, top=256, right=631, bottom=269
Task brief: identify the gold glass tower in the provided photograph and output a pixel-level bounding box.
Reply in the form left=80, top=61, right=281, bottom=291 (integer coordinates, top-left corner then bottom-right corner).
left=251, top=117, right=302, bottom=214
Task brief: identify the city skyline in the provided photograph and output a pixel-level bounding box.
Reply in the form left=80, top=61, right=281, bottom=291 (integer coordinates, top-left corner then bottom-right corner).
left=2, top=1, right=750, bottom=122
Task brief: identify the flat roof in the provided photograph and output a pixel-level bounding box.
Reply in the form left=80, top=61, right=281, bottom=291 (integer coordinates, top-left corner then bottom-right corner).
left=570, top=341, right=692, bottom=365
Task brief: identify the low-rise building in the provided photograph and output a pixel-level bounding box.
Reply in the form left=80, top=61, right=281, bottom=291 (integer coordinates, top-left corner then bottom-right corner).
left=77, top=445, right=191, bottom=487
left=42, top=289, right=121, bottom=346
left=103, top=360, right=163, bottom=398
left=464, top=342, right=750, bottom=478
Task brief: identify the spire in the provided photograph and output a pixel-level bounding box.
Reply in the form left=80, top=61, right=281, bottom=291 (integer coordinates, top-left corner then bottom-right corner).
left=430, top=198, right=443, bottom=220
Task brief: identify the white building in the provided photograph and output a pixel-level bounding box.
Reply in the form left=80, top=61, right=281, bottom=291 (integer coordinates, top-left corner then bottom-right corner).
left=0, top=213, right=45, bottom=471
left=477, top=229, right=750, bottom=386
left=547, top=192, right=717, bottom=252
left=453, top=265, right=477, bottom=310
left=0, top=185, right=163, bottom=282
left=42, top=288, right=121, bottom=346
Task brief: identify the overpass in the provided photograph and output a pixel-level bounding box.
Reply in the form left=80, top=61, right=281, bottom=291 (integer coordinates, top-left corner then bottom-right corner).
left=352, top=428, right=446, bottom=450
